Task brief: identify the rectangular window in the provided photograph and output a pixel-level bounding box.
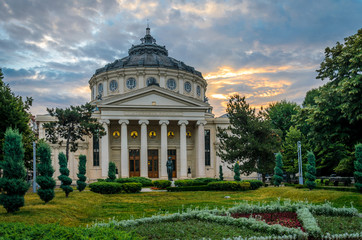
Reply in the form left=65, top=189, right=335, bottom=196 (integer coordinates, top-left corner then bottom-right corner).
left=205, top=129, right=211, bottom=166
left=93, top=136, right=99, bottom=166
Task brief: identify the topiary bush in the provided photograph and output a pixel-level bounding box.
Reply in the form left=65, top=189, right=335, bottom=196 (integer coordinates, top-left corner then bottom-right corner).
left=306, top=151, right=316, bottom=190
left=121, top=182, right=142, bottom=193
left=107, top=162, right=116, bottom=182
left=354, top=143, right=362, bottom=192
left=152, top=180, right=171, bottom=189
left=58, top=152, right=73, bottom=197
left=207, top=181, right=250, bottom=191
left=89, top=182, right=122, bottom=194
left=116, top=177, right=152, bottom=187
left=174, top=179, right=204, bottom=187
left=233, top=162, right=241, bottom=181
left=76, top=155, right=87, bottom=192
left=273, top=152, right=283, bottom=187
left=36, top=141, right=56, bottom=203
left=219, top=165, right=224, bottom=181
left=0, top=128, right=30, bottom=213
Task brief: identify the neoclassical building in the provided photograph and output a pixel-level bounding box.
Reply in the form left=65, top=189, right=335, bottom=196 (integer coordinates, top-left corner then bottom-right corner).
left=36, top=27, right=256, bottom=182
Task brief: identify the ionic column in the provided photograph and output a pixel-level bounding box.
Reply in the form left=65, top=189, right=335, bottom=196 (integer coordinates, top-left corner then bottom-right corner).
left=100, top=119, right=110, bottom=178
left=159, top=120, right=169, bottom=178
left=196, top=120, right=207, bottom=178
left=139, top=120, right=149, bottom=177
left=119, top=120, right=129, bottom=178
left=178, top=120, right=189, bottom=178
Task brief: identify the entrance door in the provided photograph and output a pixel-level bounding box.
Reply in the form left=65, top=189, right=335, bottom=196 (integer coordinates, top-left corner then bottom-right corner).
left=129, top=149, right=140, bottom=177
left=148, top=149, right=159, bottom=178
left=167, top=149, right=177, bottom=178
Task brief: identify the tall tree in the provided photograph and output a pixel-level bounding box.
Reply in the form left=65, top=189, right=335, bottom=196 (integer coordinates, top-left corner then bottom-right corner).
left=58, top=152, right=73, bottom=197
left=354, top=144, right=362, bottom=192
left=43, top=103, right=106, bottom=162
left=306, top=151, right=316, bottom=190
left=76, top=155, right=87, bottom=192
left=0, top=128, right=29, bottom=213
left=0, top=69, right=34, bottom=170
left=273, top=153, right=283, bottom=187
left=217, top=94, right=281, bottom=182
left=36, top=141, right=55, bottom=203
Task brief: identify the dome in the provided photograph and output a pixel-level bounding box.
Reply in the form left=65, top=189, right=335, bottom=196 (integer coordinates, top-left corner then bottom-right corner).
left=94, top=27, right=203, bottom=78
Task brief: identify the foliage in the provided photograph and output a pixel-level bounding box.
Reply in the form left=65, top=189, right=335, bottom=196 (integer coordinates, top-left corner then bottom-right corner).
left=0, top=222, right=138, bottom=240
left=234, top=162, right=241, bottom=181
left=152, top=180, right=171, bottom=189
left=0, top=128, right=29, bottom=213
left=166, top=185, right=210, bottom=192
left=194, top=177, right=219, bottom=184
left=354, top=143, right=362, bottom=192
left=107, top=162, right=116, bottom=182
left=241, top=180, right=263, bottom=190
left=219, top=165, right=224, bottom=181
left=77, top=155, right=87, bottom=192
left=174, top=178, right=218, bottom=187
left=43, top=103, right=105, bottom=162
left=121, top=182, right=142, bottom=193
left=306, top=151, right=317, bottom=190
left=207, top=181, right=250, bottom=191
left=315, top=215, right=362, bottom=235
left=273, top=153, right=283, bottom=186
left=58, top=152, right=73, bottom=197
left=116, top=177, right=153, bottom=187
left=216, top=94, right=281, bottom=181
left=36, top=142, right=55, bottom=203
left=0, top=69, right=34, bottom=169
left=296, top=207, right=322, bottom=238
left=89, top=182, right=123, bottom=194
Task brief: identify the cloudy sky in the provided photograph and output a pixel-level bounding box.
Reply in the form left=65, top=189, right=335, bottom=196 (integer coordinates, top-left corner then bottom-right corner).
left=1, top=0, right=361, bottom=117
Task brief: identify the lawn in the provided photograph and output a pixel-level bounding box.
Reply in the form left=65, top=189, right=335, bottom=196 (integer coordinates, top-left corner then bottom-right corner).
left=0, top=186, right=361, bottom=227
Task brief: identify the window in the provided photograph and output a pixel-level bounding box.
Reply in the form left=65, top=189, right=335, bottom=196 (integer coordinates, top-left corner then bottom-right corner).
left=126, top=78, right=136, bottom=89
left=146, top=77, right=157, bottom=86
left=98, top=83, right=103, bottom=95
left=205, top=129, right=210, bottom=166
left=93, top=136, right=99, bottom=166
left=197, top=85, right=201, bottom=96
left=109, top=80, right=118, bottom=92
left=184, top=81, right=192, bottom=93
left=167, top=78, right=176, bottom=90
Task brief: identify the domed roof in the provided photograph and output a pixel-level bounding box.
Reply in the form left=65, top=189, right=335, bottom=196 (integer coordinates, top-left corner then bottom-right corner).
left=94, top=27, right=203, bottom=78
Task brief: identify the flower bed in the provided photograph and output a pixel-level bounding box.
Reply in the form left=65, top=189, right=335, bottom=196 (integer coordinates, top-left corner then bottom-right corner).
left=230, top=212, right=304, bottom=231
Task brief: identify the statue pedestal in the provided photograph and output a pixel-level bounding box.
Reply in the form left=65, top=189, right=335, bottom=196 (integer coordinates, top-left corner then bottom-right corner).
left=171, top=181, right=175, bottom=187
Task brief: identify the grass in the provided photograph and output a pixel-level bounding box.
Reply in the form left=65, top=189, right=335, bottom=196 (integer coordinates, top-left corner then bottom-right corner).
left=0, top=187, right=361, bottom=227
left=315, top=215, right=362, bottom=234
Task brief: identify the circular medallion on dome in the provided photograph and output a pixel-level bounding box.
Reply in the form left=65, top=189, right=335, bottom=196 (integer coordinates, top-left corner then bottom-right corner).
left=167, top=78, right=176, bottom=90
left=98, top=83, right=103, bottom=95
left=126, top=78, right=137, bottom=89
left=184, top=81, right=192, bottom=93
left=197, top=85, right=201, bottom=96
left=109, top=80, right=118, bottom=92
left=146, top=77, right=157, bottom=86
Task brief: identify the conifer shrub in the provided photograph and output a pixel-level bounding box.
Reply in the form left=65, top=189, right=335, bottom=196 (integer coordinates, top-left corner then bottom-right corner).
left=354, top=143, right=362, bottom=192
left=107, top=162, right=116, bottom=182
left=58, top=152, right=73, bottom=197
left=152, top=180, right=171, bottom=189
left=219, top=165, right=224, bottom=181
left=234, top=162, right=241, bottom=181
left=0, top=128, right=30, bottom=213
left=306, top=151, right=317, bottom=190
left=76, top=155, right=87, bottom=192
left=36, top=142, right=55, bottom=203
left=273, top=152, right=283, bottom=186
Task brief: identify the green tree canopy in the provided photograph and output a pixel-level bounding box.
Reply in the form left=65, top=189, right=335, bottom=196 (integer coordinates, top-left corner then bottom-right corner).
left=43, top=103, right=106, bottom=162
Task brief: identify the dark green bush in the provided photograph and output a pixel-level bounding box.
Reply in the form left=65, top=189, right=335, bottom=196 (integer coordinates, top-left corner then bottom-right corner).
left=121, top=182, right=142, bottom=193
left=207, top=181, right=250, bottom=191
left=116, top=177, right=152, bottom=187
left=76, top=155, right=87, bottom=192
left=36, top=142, right=55, bottom=203
left=167, top=185, right=209, bottom=192
left=89, top=182, right=122, bottom=194
left=194, top=178, right=219, bottom=184
left=58, top=152, right=73, bottom=197
left=295, top=184, right=304, bottom=189
left=174, top=179, right=203, bottom=187
left=324, top=179, right=330, bottom=186
left=152, top=180, right=171, bottom=189
left=0, top=222, right=138, bottom=240
left=284, top=182, right=295, bottom=187
left=97, top=179, right=106, bottom=182
left=241, top=180, right=263, bottom=190
left=107, top=162, right=116, bottom=182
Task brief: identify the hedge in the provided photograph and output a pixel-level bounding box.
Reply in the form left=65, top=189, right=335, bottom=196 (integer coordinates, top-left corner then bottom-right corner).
left=116, top=177, right=153, bottom=187
left=174, top=179, right=204, bottom=187
left=166, top=185, right=209, bottom=192
left=89, top=182, right=123, bottom=194
left=121, top=182, right=142, bottom=193
left=207, top=181, right=251, bottom=191
left=152, top=180, right=171, bottom=189
left=241, top=180, right=263, bottom=190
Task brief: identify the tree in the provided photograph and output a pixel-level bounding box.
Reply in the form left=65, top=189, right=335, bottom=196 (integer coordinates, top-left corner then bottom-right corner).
left=36, top=141, right=55, bottom=203
left=58, top=152, right=73, bottom=197
left=273, top=152, right=283, bottom=186
left=306, top=151, right=316, bottom=190
left=234, top=162, right=241, bottom=181
left=217, top=94, right=281, bottom=182
left=219, top=165, right=224, bottom=181
left=43, top=103, right=106, bottom=162
left=77, top=155, right=87, bottom=192
left=107, top=162, right=116, bottom=182
left=0, top=69, right=34, bottom=170
left=0, top=128, right=29, bottom=213
left=354, top=144, right=362, bottom=192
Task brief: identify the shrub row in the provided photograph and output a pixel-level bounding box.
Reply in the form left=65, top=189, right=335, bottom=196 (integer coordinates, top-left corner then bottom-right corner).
left=152, top=180, right=171, bottom=189
left=89, top=182, right=142, bottom=194
left=115, top=177, right=153, bottom=187
left=241, top=180, right=263, bottom=190
left=166, top=185, right=209, bottom=192
left=169, top=180, right=263, bottom=192
left=208, top=181, right=251, bottom=191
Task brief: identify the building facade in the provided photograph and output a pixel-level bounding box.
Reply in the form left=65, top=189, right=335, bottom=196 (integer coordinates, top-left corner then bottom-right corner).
left=36, top=27, right=257, bottom=182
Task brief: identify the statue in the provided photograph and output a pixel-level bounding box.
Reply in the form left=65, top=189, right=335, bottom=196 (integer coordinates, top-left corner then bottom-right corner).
left=166, top=157, right=173, bottom=181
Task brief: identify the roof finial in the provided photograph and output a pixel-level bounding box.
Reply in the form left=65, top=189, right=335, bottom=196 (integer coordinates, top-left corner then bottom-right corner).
left=146, top=19, right=150, bottom=35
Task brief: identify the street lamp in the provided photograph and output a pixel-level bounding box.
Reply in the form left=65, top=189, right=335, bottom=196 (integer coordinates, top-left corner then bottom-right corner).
left=297, top=141, right=303, bottom=185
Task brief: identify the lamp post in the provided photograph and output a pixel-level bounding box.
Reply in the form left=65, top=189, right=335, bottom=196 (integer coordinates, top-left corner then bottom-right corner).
left=297, top=141, right=303, bottom=185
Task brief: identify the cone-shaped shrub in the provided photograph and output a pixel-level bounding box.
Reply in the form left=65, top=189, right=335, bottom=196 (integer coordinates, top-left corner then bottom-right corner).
left=58, top=152, right=73, bottom=197
left=0, top=128, right=30, bottom=213
left=36, top=142, right=55, bottom=203
left=306, top=151, right=316, bottom=190
left=219, top=165, right=224, bottom=181
left=233, top=162, right=241, bottom=181
left=354, top=144, right=362, bottom=192
left=273, top=152, right=283, bottom=186
left=77, top=155, right=87, bottom=192
left=107, top=162, right=116, bottom=182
